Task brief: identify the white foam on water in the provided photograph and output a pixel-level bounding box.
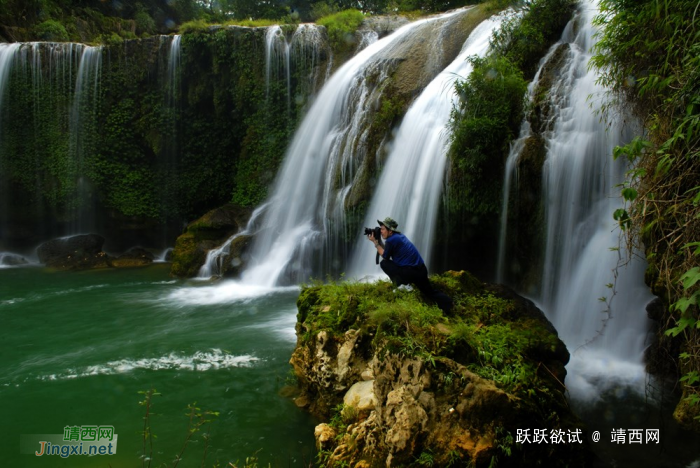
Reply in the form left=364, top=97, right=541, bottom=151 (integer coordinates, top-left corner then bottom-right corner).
left=564, top=348, right=647, bottom=403
left=36, top=349, right=258, bottom=381
left=240, top=308, right=299, bottom=342
left=164, top=283, right=299, bottom=307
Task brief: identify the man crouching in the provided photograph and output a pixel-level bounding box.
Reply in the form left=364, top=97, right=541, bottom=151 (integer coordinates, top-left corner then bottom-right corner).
left=367, top=217, right=452, bottom=313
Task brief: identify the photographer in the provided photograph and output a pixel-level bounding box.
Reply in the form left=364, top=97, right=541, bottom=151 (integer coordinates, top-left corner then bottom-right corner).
left=367, top=217, right=452, bottom=314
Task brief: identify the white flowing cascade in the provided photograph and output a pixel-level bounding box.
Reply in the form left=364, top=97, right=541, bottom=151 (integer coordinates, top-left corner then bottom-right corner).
left=237, top=9, right=468, bottom=287
left=265, top=25, right=291, bottom=110
left=69, top=45, right=103, bottom=234
left=501, top=1, right=654, bottom=402
left=198, top=203, right=269, bottom=278
left=349, top=13, right=508, bottom=279
left=167, top=35, right=181, bottom=107
left=0, top=43, right=21, bottom=244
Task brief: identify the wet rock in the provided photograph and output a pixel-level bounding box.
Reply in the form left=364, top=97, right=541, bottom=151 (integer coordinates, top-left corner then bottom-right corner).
left=290, top=271, right=591, bottom=467
left=170, top=204, right=252, bottom=277
left=0, top=253, right=28, bottom=266
left=37, top=234, right=112, bottom=271
left=111, top=247, right=155, bottom=268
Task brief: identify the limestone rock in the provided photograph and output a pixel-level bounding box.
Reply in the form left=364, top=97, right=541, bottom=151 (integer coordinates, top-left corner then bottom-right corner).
left=343, top=380, right=378, bottom=412
left=290, top=270, right=592, bottom=467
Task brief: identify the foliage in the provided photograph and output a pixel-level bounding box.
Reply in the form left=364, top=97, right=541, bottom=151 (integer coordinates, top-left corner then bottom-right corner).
left=135, top=7, right=157, bottom=35
left=297, top=271, right=563, bottom=396
left=316, top=9, right=365, bottom=53
left=445, top=0, right=573, bottom=231
left=0, top=23, right=314, bottom=242
left=34, top=19, right=70, bottom=41
left=447, top=55, right=527, bottom=216
left=591, top=0, right=700, bottom=427
left=310, top=1, right=340, bottom=20
left=490, top=0, right=575, bottom=78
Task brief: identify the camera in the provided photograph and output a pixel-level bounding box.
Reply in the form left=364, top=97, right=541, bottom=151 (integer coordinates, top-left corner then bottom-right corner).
left=364, top=226, right=381, bottom=239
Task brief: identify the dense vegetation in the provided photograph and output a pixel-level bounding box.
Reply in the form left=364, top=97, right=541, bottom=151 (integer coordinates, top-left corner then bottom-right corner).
left=296, top=272, right=588, bottom=466
left=0, top=0, right=487, bottom=44
left=442, top=0, right=574, bottom=273
left=591, top=0, right=700, bottom=429
left=0, top=26, right=318, bottom=249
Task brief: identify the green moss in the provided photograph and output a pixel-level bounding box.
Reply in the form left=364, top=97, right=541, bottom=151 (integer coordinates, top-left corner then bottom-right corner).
left=317, top=9, right=365, bottom=54
left=297, top=271, right=565, bottom=397
left=34, top=19, right=69, bottom=42
left=170, top=232, right=203, bottom=277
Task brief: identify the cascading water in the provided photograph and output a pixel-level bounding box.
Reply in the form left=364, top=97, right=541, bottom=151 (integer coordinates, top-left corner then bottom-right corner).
left=290, top=24, right=329, bottom=101
left=166, top=35, right=181, bottom=108
left=0, top=43, right=89, bottom=249
left=498, top=0, right=654, bottom=401
left=239, top=9, right=471, bottom=287
left=0, top=43, right=21, bottom=251
left=265, top=25, right=291, bottom=111
left=349, top=12, right=509, bottom=279
left=69, top=45, right=103, bottom=235
left=198, top=203, right=269, bottom=278
left=266, top=24, right=329, bottom=113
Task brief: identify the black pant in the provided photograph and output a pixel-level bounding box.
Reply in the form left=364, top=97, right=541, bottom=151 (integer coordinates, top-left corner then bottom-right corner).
left=380, top=259, right=453, bottom=314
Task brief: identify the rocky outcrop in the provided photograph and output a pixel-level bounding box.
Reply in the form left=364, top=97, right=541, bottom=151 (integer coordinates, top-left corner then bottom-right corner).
left=290, top=271, right=591, bottom=467
left=0, top=253, right=28, bottom=266
left=35, top=235, right=160, bottom=270
left=170, top=204, right=252, bottom=277
left=111, top=247, right=155, bottom=268
left=37, top=234, right=112, bottom=270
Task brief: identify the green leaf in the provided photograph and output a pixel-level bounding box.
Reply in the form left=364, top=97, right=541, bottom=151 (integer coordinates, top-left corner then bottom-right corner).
left=621, top=187, right=638, bottom=201
left=672, top=296, right=698, bottom=314
left=665, top=316, right=697, bottom=336
left=680, top=371, right=700, bottom=385
left=680, top=267, right=700, bottom=289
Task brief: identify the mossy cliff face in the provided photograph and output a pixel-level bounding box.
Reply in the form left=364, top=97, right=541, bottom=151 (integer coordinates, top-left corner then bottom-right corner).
left=0, top=26, right=330, bottom=252
left=338, top=6, right=497, bottom=242
left=497, top=42, right=570, bottom=293
left=290, top=271, right=592, bottom=467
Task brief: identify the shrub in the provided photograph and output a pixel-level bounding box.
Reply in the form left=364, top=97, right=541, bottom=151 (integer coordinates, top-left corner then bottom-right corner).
left=448, top=55, right=527, bottom=216
left=317, top=9, right=365, bottom=53
left=34, top=19, right=69, bottom=42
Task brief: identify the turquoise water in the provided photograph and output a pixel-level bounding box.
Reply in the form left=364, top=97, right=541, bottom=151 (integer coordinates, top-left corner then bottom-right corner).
left=0, top=264, right=318, bottom=467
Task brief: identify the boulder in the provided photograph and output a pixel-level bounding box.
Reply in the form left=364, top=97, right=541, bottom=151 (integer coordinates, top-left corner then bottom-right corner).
left=170, top=204, right=252, bottom=278
left=36, top=234, right=112, bottom=270
left=111, top=247, right=155, bottom=268
left=290, top=271, right=592, bottom=467
left=0, top=253, right=28, bottom=266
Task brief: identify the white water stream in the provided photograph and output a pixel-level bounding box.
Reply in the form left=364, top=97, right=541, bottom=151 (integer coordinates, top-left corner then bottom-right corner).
left=348, top=12, right=510, bottom=279
left=214, top=9, right=472, bottom=288
left=497, top=1, right=654, bottom=401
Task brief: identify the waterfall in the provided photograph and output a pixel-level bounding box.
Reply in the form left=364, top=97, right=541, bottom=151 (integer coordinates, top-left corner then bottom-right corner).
left=290, top=24, right=328, bottom=101
left=166, top=35, right=181, bottom=108
left=498, top=0, right=654, bottom=401
left=349, top=12, right=508, bottom=278
left=0, top=43, right=21, bottom=248
left=265, top=25, right=291, bottom=111
left=0, top=43, right=88, bottom=246
left=238, top=9, right=470, bottom=287
left=198, top=203, right=269, bottom=278
left=69, top=45, right=103, bottom=235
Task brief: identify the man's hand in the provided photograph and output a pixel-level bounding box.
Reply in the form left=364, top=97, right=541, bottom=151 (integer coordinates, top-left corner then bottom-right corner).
left=368, top=232, right=376, bottom=242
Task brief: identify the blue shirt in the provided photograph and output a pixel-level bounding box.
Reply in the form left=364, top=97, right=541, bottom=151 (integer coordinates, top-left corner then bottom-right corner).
left=381, top=233, right=424, bottom=267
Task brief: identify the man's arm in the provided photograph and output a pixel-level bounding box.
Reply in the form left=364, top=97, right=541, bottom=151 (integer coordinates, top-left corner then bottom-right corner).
left=368, top=233, right=385, bottom=257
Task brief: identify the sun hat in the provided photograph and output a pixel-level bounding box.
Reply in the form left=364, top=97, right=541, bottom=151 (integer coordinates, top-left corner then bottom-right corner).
left=377, top=217, right=399, bottom=232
